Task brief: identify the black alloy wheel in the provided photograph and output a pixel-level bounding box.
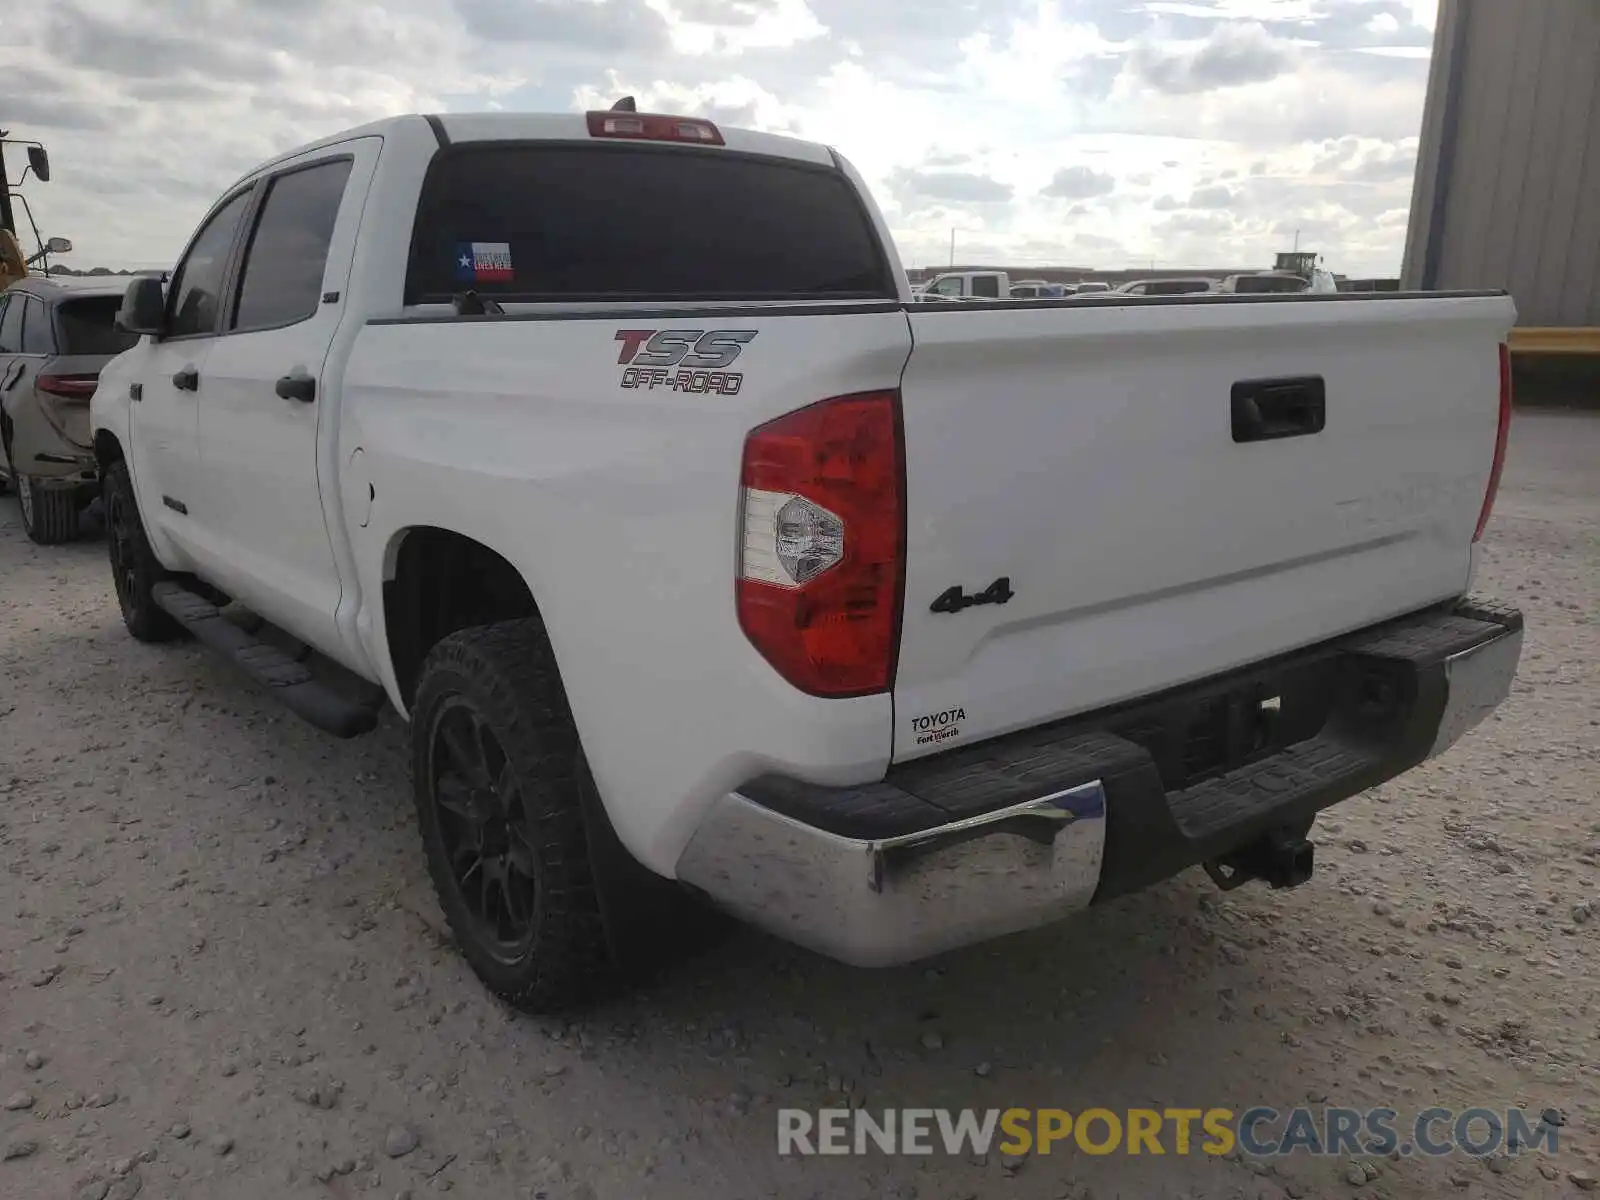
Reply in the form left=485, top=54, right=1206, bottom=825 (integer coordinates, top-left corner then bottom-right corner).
left=106, top=480, right=140, bottom=614
left=102, top=460, right=181, bottom=641
left=425, top=696, right=542, bottom=961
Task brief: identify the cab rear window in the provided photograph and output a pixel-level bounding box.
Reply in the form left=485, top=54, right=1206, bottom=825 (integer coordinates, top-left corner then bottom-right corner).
left=57, top=296, right=139, bottom=356
left=405, top=143, right=895, bottom=304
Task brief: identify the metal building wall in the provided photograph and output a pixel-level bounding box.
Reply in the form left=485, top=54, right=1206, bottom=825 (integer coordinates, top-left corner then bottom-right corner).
left=1402, top=0, right=1600, bottom=329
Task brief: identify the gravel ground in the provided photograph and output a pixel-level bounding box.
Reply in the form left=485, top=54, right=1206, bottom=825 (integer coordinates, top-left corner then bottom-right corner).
left=2, top=410, right=1596, bottom=1200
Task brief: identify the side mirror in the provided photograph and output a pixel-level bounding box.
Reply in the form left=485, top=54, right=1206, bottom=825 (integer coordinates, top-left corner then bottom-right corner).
left=117, top=276, right=166, bottom=338
left=27, top=146, right=50, bottom=184
left=45, top=236, right=72, bottom=254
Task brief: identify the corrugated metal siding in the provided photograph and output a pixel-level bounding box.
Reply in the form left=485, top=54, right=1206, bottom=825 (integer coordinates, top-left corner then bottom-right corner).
left=1402, top=0, right=1600, bottom=327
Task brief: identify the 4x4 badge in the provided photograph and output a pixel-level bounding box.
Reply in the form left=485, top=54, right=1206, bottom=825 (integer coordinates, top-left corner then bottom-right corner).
left=930, top=577, right=1015, bottom=615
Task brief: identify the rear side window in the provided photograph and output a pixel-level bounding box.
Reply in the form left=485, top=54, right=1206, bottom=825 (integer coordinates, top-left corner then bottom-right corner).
left=21, top=297, right=54, bottom=354
left=168, top=189, right=252, bottom=338
left=406, top=144, right=894, bottom=303
left=971, top=276, right=1000, bottom=299
left=58, top=296, right=140, bottom=356
left=232, top=158, right=353, bottom=332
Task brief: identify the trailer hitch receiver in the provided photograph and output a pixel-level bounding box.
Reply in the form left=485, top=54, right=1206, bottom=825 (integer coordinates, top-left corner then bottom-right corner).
left=1204, top=830, right=1315, bottom=892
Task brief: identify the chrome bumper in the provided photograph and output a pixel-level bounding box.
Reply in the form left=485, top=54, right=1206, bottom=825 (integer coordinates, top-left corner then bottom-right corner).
left=675, top=781, right=1106, bottom=967
left=676, top=612, right=1522, bottom=969
left=1428, top=625, right=1523, bottom=757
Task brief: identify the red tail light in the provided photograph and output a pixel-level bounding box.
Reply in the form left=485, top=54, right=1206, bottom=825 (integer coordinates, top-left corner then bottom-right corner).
left=737, top=391, right=905, bottom=697
left=36, top=373, right=99, bottom=400
left=1473, top=343, right=1513, bottom=542
left=586, top=111, right=724, bottom=146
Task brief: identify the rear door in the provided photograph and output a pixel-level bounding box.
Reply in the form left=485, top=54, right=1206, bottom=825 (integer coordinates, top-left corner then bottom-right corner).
left=0, top=293, right=29, bottom=474
left=892, top=293, right=1516, bottom=759
left=191, top=141, right=373, bottom=658
left=1, top=294, right=67, bottom=477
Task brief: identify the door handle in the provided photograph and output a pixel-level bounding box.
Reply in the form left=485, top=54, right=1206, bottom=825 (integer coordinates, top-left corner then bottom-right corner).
left=1231, top=376, right=1326, bottom=443
left=275, top=371, right=316, bottom=404
left=172, top=365, right=199, bottom=391
left=130, top=382, right=143, bottom=402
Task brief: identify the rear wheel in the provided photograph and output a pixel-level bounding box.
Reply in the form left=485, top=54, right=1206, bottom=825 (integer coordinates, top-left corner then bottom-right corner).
left=411, top=621, right=611, bottom=1013
left=103, top=460, right=182, bottom=642
left=16, top=473, right=81, bottom=545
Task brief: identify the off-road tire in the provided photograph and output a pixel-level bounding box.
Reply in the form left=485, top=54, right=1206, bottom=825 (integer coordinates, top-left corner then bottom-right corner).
left=411, top=620, right=610, bottom=1013
left=16, top=473, right=81, bottom=544
left=103, top=460, right=182, bottom=642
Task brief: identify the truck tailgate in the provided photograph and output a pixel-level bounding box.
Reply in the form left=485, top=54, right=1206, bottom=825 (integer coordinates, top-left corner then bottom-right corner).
left=893, top=293, right=1516, bottom=760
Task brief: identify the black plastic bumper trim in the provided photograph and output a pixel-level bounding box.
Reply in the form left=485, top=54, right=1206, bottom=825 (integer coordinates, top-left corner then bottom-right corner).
left=738, top=596, right=1521, bottom=892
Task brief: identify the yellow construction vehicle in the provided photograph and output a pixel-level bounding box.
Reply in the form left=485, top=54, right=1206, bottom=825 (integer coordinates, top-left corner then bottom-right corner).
left=0, top=131, right=70, bottom=291
left=0, top=227, right=26, bottom=291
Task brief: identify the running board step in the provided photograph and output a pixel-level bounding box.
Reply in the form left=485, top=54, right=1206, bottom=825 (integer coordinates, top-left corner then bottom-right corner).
left=151, top=582, right=380, bottom=738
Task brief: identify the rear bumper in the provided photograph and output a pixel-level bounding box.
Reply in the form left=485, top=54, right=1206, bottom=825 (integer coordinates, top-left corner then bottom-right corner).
left=675, top=597, right=1522, bottom=966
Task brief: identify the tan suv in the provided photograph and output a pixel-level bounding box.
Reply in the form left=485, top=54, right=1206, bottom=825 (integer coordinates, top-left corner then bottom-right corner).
left=0, top=277, right=138, bottom=543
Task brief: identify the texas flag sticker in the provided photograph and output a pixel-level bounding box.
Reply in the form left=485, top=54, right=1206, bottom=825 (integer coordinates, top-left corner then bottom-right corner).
left=454, top=242, right=514, bottom=284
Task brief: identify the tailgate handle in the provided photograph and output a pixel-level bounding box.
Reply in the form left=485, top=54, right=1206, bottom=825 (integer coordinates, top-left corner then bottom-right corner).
left=1231, top=376, right=1325, bottom=443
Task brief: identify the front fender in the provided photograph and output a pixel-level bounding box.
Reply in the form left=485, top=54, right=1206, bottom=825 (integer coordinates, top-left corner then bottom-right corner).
left=90, top=355, right=183, bottom=568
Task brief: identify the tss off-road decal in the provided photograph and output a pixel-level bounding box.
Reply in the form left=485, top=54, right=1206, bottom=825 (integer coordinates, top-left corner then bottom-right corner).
left=614, top=329, right=758, bottom=395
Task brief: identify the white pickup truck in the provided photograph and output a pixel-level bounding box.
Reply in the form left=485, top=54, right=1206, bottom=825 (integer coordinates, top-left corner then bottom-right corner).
left=916, top=270, right=1009, bottom=300
left=92, top=108, right=1523, bottom=1012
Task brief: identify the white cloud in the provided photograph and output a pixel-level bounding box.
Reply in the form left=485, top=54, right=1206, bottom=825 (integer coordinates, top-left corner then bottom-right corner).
left=1043, top=167, right=1118, bottom=201
left=574, top=70, right=804, bottom=131
left=1128, top=21, right=1298, bottom=94
left=650, top=0, right=826, bottom=55
left=2, top=0, right=1438, bottom=276
left=890, top=168, right=1015, bottom=206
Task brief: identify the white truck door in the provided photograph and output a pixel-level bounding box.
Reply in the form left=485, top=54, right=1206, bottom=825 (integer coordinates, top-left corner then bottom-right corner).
left=189, top=139, right=378, bottom=659
left=126, top=186, right=256, bottom=560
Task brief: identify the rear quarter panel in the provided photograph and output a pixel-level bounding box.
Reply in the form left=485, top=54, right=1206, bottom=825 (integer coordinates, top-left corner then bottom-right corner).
left=340, top=306, right=913, bottom=875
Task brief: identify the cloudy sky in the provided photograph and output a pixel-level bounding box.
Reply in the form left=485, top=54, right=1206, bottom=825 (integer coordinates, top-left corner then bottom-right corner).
left=4, top=0, right=1439, bottom=276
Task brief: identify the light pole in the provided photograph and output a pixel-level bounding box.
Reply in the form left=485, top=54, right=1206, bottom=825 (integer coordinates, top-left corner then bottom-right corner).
left=0, top=128, right=15, bottom=235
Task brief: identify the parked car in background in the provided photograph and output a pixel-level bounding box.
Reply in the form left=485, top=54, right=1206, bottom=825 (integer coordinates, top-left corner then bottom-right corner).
left=1069, top=280, right=1112, bottom=295
left=1220, top=271, right=1310, bottom=295
left=918, top=270, right=1008, bottom=300
left=1116, top=277, right=1216, bottom=296
left=0, top=277, right=137, bottom=543
left=1010, top=280, right=1069, bottom=299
